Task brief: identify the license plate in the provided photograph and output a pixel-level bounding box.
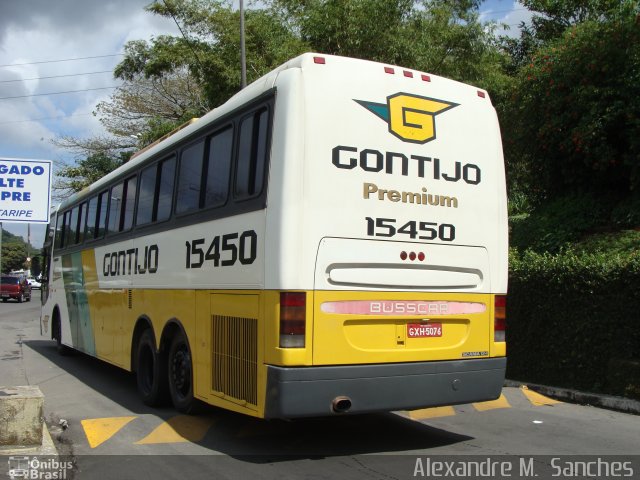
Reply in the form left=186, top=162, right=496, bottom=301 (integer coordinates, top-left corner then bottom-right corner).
left=407, top=323, right=442, bottom=338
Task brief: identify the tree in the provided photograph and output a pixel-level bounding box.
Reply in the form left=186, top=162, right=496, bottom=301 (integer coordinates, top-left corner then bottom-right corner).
left=53, top=151, right=128, bottom=197
left=502, top=7, right=640, bottom=197
left=1, top=243, right=28, bottom=273
left=270, top=0, right=508, bottom=91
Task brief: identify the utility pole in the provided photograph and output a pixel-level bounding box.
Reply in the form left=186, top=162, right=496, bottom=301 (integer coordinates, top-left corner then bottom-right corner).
left=240, top=0, right=247, bottom=89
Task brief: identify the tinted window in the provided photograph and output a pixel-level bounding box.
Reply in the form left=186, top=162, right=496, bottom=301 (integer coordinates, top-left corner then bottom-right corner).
left=176, top=141, right=205, bottom=214
left=136, top=165, right=157, bottom=226
left=54, top=214, right=65, bottom=249
left=62, top=211, right=71, bottom=248
left=122, top=176, right=137, bottom=232
left=68, top=208, right=79, bottom=246
left=108, top=183, right=124, bottom=234
left=236, top=107, right=269, bottom=199
left=77, top=202, right=87, bottom=244
left=204, top=126, right=233, bottom=207
left=157, top=156, right=176, bottom=222
left=96, top=191, right=108, bottom=238
left=86, top=196, right=98, bottom=239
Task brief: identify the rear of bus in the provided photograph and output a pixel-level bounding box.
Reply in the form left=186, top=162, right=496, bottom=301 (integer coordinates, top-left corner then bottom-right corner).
left=263, top=54, right=507, bottom=418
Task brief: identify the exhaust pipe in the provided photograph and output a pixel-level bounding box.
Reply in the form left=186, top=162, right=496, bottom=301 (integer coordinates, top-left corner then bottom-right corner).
left=332, top=396, right=352, bottom=413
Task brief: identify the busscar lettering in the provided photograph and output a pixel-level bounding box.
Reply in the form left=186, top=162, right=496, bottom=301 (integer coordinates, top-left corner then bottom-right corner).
left=103, top=244, right=159, bottom=277
left=332, top=145, right=481, bottom=185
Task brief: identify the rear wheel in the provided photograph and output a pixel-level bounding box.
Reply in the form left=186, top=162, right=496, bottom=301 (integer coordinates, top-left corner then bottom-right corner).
left=168, top=330, right=197, bottom=413
left=136, top=329, right=168, bottom=406
left=17, top=293, right=24, bottom=303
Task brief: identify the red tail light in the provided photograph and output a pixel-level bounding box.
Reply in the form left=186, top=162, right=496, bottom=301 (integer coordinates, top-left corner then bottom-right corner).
left=494, top=295, right=506, bottom=342
left=280, top=292, right=306, bottom=348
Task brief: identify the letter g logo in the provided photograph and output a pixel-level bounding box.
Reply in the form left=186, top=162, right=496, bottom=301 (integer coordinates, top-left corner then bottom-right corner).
left=356, top=93, right=458, bottom=144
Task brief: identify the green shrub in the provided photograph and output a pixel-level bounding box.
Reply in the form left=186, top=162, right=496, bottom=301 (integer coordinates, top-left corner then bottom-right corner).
left=510, top=193, right=615, bottom=252
left=507, top=248, right=640, bottom=399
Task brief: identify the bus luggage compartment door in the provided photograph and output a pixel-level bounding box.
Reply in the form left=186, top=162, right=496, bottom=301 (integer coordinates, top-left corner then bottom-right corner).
left=312, top=237, right=492, bottom=365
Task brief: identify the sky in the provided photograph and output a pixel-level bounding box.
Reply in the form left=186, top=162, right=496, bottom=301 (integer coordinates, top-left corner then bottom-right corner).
left=0, top=0, right=532, bottom=249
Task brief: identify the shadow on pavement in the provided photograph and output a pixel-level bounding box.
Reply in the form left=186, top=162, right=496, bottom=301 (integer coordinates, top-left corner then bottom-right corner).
left=24, top=339, right=473, bottom=461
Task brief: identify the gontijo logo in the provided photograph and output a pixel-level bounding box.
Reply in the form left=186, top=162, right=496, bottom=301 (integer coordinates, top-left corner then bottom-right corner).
left=355, top=93, right=458, bottom=144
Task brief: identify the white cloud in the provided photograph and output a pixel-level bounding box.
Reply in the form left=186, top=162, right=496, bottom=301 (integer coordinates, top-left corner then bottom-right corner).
left=0, top=0, right=180, bottom=246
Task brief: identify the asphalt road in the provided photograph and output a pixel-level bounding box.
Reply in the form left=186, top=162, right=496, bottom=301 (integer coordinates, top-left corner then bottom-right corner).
left=2, top=301, right=639, bottom=480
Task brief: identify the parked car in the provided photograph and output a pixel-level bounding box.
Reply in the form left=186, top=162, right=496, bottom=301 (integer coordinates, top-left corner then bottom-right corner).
left=27, top=277, right=41, bottom=289
left=1, top=275, right=32, bottom=303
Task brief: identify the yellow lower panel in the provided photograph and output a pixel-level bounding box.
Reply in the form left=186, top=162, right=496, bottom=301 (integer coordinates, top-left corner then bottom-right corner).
left=312, top=291, right=494, bottom=365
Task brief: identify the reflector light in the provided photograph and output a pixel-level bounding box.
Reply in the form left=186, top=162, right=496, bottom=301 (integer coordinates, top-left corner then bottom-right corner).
left=477, top=90, right=486, bottom=98
left=494, top=295, right=506, bottom=342
left=418, top=252, right=425, bottom=262
left=421, top=74, right=431, bottom=82
left=384, top=67, right=395, bottom=74
left=409, top=252, right=416, bottom=261
left=313, top=56, right=326, bottom=64
left=403, top=71, right=413, bottom=78
left=400, top=251, right=408, bottom=260
left=280, top=292, right=306, bottom=348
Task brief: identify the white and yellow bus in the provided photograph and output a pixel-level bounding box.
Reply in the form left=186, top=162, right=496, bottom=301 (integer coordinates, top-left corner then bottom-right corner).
left=41, top=53, right=508, bottom=419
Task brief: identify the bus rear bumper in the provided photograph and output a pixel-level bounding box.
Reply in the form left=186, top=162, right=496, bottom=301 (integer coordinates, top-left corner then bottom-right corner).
left=264, top=357, right=506, bottom=419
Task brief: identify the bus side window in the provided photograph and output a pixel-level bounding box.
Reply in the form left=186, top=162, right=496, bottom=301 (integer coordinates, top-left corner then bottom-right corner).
left=236, top=107, right=269, bottom=199
left=137, top=164, right=157, bottom=226
left=156, top=156, right=176, bottom=222
left=122, top=175, right=137, bottom=232
left=96, top=190, right=108, bottom=238
left=67, top=207, right=79, bottom=247
left=62, top=211, right=72, bottom=249
left=204, top=126, right=233, bottom=208
left=77, top=202, right=87, bottom=244
left=86, top=196, right=98, bottom=239
left=108, top=183, right=124, bottom=234
left=54, top=213, right=66, bottom=249
left=176, top=141, right=205, bottom=214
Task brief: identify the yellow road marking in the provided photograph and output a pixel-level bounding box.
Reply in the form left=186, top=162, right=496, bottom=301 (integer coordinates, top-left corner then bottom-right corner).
left=408, top=406, right=456, bottom=420
left=521, top=386, right=562, bottom=406
left=135, top=415, right=214, bottom=444
left=81, top=416, right=137, bottom=449
left=473, top=394, right=511, bottom=412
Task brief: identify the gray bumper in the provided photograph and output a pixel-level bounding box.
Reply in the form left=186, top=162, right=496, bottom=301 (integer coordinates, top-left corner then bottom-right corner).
left=264, top=357, right=506, bottom=419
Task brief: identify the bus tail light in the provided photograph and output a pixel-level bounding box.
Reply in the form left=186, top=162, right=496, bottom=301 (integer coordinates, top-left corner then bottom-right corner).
left=494, top=295, right=506, bottom=342
left=280, top=292, right=306, bottom=348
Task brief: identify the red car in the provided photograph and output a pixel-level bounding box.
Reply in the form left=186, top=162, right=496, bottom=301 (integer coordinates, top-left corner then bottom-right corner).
left=1, top=275, right=32, bottom=303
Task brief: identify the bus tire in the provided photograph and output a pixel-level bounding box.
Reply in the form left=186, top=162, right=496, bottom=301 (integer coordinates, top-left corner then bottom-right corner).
left=136, top=329, right=168, bottom=406
left=54, top=315, right=71, bottom=356
left=168, top=330, right=197, bottom=413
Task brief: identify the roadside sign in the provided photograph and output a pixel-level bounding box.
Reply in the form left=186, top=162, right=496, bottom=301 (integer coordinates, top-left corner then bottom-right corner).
left=0, top=158, right=52, bottom=224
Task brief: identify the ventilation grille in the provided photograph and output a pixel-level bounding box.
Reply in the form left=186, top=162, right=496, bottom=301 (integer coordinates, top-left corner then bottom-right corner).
left=212, top=315, right=258, bottom=406
left=128, top=289, right=133, bottom=309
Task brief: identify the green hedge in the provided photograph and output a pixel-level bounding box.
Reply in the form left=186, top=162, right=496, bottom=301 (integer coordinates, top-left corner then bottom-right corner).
left=507, top=249, right=640, bottom=399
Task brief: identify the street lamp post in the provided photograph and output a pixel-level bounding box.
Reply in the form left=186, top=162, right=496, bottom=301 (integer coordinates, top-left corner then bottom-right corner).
left=240, top=0, right=247, bottom=89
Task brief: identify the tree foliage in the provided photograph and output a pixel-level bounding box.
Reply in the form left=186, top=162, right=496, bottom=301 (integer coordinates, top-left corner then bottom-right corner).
left=502, top=5, right=640, bottom=197
left=53, top=151, right=127, bottom=196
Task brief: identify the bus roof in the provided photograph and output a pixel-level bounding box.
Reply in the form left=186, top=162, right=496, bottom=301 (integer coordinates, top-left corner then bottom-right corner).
left=57, top=53, right=487, bottom=212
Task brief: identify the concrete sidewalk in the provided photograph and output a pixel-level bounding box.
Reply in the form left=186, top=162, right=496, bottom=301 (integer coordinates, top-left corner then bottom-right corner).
left=505, top=379, right=640, bottom=415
